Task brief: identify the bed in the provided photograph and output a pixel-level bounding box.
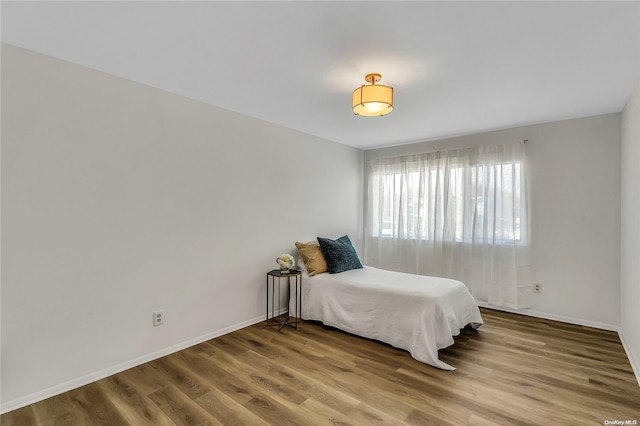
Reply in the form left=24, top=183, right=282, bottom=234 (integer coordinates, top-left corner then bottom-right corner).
left=289, top=265, right=483, bottom=370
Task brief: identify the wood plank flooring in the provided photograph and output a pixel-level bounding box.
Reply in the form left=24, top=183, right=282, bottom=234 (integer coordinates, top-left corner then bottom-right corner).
left=3, top=308, right=640, bottom=425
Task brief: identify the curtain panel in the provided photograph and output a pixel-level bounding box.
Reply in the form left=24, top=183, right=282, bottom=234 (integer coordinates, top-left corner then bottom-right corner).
left=364, top=142, right=531, bottom=309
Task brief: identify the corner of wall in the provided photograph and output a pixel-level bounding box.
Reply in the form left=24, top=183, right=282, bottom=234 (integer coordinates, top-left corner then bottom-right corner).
left=620, top=77, right=640, bottom=388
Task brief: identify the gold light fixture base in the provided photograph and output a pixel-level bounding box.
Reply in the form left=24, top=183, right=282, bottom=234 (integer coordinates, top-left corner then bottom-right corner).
left=364, top=73, right=382, bottom=84
left=352, top=73, right=394, bottom=117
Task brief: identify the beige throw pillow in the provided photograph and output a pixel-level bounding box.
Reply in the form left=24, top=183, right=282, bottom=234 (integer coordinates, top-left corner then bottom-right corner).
left=295, top=241, right=328, bottom=276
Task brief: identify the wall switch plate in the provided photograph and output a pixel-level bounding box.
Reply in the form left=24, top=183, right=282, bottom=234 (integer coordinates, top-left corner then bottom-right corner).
left=533, top=283, right=542, bottom=294
left=153, top=311, right=163, bottom=326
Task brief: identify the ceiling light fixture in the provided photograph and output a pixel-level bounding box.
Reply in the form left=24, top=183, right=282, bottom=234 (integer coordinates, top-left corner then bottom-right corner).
left=352, top=73, right=394, bottom=117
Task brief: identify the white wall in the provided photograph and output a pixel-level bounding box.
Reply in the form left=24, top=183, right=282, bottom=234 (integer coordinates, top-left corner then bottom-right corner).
left=621, top=79, right=640, bottom=380
left=0, top=44, right=364, bottom=411
left=365, top=114, right=621, bottom=329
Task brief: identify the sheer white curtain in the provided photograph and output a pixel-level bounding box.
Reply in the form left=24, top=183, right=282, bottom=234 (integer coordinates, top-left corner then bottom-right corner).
left=364, top=142, right=531, bottom=309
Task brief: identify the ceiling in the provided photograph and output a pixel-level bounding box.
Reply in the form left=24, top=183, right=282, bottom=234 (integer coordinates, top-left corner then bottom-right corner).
left=2, top=1, right=639, bottom=150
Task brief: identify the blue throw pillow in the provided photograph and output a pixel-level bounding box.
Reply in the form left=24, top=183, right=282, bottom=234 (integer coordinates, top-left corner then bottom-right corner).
left=317, top=235, right=363, bottom=274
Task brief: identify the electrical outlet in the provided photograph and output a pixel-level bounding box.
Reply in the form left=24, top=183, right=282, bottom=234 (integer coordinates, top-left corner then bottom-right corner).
left=533, top=283, right=542, bottom=294
left=153, top=311, right=163, bottom=326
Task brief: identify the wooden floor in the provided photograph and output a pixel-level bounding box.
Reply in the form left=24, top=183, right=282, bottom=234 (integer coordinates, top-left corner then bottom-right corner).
left=3, top=308, right=640, bottom=425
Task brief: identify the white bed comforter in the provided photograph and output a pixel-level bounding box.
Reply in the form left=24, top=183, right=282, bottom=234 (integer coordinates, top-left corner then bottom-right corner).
left=290, top=266, right=483, bottom=370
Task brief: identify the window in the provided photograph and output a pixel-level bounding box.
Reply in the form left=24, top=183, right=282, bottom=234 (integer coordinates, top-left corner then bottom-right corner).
left=368, top=146, right=526, bottom=245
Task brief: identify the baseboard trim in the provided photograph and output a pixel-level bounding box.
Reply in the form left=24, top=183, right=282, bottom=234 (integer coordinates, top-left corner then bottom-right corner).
left=618, top=329, right=640, bottom=388
left=0, top=308, right=288, bottom=415
left=476, top=302, right=620, bottom=332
